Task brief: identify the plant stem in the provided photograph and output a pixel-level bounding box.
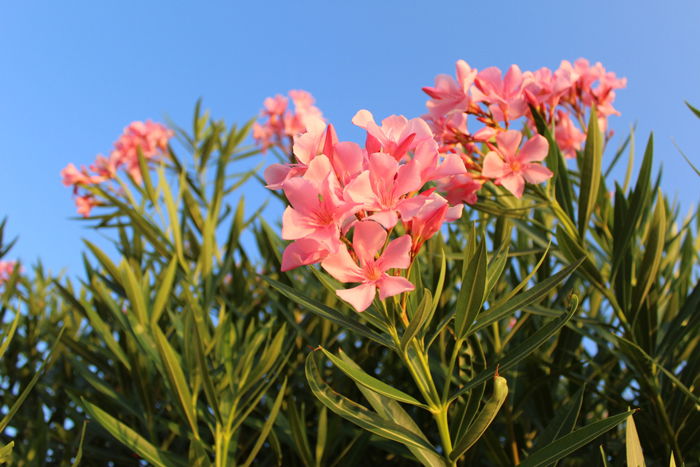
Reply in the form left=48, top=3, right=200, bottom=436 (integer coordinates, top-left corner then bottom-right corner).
left=434, top=407, right=456, bottom=466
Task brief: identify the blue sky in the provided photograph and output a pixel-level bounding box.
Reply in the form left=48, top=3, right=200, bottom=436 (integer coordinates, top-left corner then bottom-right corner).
left=1, top=0, right=699, bottom=275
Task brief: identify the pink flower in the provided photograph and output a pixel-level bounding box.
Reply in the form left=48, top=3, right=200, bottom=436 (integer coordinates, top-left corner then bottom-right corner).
left=438, top=172, right=483, bottom=205
left=321, top=220, right=414, bottom=312
left=254, top=90, right=325, bottom=151
left=280, top=156, right=360, bottom=267
left=423, top=60, right=478, bottom=117
left=344, top=152, right=422, bottom=228
left=481, top=131, right=552, bottom=198
left=472, top=65, right=528, bottom=122
left=554, top=110, right=586, bottom=159
left=60, top=163, right=101, bottom=187
left=111, top=121, right=173, bottom=184
left=75, top=194, right=100, bottom=217
left=0, top=260, right=18, bottom=285
left=398, top=191, right=463, bottom=254
left=352, top=110, right=433, bottom=161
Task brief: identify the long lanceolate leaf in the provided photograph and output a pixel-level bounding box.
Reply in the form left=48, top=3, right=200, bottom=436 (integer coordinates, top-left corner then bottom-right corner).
left=449, top=296, right=579, bottom=403
left=263, top=276, right=393, bottom=348
left=578, top=106, right=603, bottom=237
left=320, top=347, right=429, bottom=409
left=305, top=352, right=438, bottom=454
left=519, top=410, right=634, bottom=467
left=81, top=399, right=187, bottom=467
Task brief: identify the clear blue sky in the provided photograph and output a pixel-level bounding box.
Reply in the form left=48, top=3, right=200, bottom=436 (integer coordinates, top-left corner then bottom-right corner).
left=1, top=0, right=699, bottom=275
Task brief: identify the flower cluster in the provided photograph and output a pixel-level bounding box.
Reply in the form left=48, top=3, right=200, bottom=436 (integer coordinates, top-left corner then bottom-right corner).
left=61, top=121, right=173, bottom=217
left=423, top=58, right=626, bottom=179
left=261, top=104, right=470, bottom=311
left=255, top=59, right=624, bottom=310
left=0, top=260, right=17, bottom=285
left=252, top=90, right=325, bottom=153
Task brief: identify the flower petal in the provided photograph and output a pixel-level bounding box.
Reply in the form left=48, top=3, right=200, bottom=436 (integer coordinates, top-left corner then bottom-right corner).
left=377, top=235, right=412, bottom=271
left=281, top=239, right=329, bottom=271
left=481, top=152, right=508, bottom=179
left=321, top=246, right=365, bottom=283
left=522, top=164, right=553, bottom=184
left=337, top=283, right=376, bottom=312
left=518, top=135, right=549, bottom=163
left=352, top=220, right=387, bottom=265
left=377, top=275, right=415, bottom=300
left=499, top=173, right=525, bottom=198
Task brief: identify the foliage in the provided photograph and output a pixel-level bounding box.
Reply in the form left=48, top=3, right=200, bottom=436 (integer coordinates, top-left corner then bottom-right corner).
left=0, top=69, right=697, bottom=465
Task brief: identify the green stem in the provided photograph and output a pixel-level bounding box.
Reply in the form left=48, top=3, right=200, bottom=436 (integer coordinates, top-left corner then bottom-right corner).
left=434, top=407, right=455, bottom=466
left=441, top=339, right=463, bottom=403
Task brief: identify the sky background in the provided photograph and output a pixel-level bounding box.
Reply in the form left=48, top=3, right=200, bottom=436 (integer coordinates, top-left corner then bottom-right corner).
left=1, top=0, right=699, bottom=276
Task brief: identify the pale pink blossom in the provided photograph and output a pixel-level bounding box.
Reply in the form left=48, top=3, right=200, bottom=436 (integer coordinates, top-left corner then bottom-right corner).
left=554, top=110, right=586, bottom=159
left=398, top=191, right=463, bottom=254
left=321, top=220, right=414, bottom=312
left=439, top=172, right=483, bottom=205
left=352, top=110, right=433, bottom=161
left=0, top=260, right=17, bottom=285
left=75, top=194, right=100, bottom=217
left=472, top=65, right=529, bottom=122
left=344, top=152, right=422, bottom=228
left=280, top=156, right=360, bottom=264
left=254, top=90, right=325, bottom=151
left=481, top=131, right=552, bottom=198
left=423, top=60, right=478, bottom=117
left=111, top=121, right=173, bottom=184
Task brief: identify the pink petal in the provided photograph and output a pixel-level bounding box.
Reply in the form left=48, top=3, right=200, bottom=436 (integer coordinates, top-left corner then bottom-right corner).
left=367, top=210, right=399, bottom=229
left=521, top=164, right=553, bottom=184
left=321, top=246, right=365, bottom=283
left=344, top=171, right=374, bottom=205
left=352, top=109, right=375, bottom=129
left=352, top=220, right=387, bottom=265
left=337, top=283, right=376, bottom=312
left=495, top=130, right=522, bottom=160
left=281, top=207, right=315, bottom=240
left=377, top=275, right=415, bottom=300
left=394, top=160, right=422, bottom=196
left=481, top=152, right=508, bottom=179
left=518, top=135, right=549, bottom=163
left=281, top=239, right=329, bottom=271
left=499, top=173, right=525, bottom=198
left=282, top=177, right=317, bottom=216
left=377, top=235, right=412, bottom=271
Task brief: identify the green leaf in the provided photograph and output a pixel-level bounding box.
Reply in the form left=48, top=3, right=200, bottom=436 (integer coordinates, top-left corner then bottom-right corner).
left=151, top=256, right=178, bottom=325
left=519, top=410, right=634, bottom=467
left=454, top=237, right=487, bottom=339
left=305, top=352, right=437, bottom=453
left=470, top=258, right=583, bottom=335
left=0, top=311, right=21, bottom=360
left=0, top=328, right=65, bottom=432
left=401, top=290, right=433, bottom=351
left=450, top=375, right=508, bottom=461
left=320, top=347, right=428, bottom=408
left=0, top=442, right=13, bottom=464
left=626, top=414, right=646, bottom=467
left=81, top=398, right=186, bottom=467
left=686, top=100, right=700, bottom=119
left=450, top=296, right=578, bottom=403
left=355, top=382, right=445, bottom=466
left=242, top=378, right=287, bottom=467
left=532, top=385, right=585, bottom=451
left=153, top=327, right=199, bottom=438
left=71, top=421, right=88, bottom=467
left=578, top=106, right=603, bottom=237
left=263, top=276, right=393, bottom=348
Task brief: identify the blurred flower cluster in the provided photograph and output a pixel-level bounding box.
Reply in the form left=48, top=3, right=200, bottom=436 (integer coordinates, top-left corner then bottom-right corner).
left=61, top=121, right=173, bottom=216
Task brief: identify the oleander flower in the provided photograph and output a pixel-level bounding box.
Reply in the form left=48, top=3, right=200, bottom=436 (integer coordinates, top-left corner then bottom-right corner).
left=321, top=220, right=414, bottom=312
